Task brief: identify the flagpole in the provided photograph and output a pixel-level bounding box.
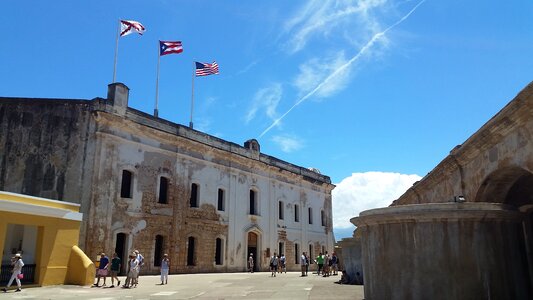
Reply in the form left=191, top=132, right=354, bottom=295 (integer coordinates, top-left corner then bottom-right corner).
left=112, top=20, right=121, bottom=83
left=190, top=61, right=195, bottom=129
left=154, top=41, right=161, bottom=117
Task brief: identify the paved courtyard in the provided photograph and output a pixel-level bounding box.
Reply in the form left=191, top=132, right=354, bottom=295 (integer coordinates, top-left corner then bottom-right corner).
left=1, top=272, right=364, bottom=300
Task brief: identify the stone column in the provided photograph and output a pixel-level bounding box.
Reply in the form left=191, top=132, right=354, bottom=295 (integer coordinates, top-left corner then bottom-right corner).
left=352, top=203, right=531, bottom=300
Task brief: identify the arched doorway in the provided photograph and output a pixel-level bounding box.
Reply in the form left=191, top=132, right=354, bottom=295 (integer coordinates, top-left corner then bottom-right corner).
left=475, top=167, right=533, bottom=295
left=247, top=232, right=259, bottom=272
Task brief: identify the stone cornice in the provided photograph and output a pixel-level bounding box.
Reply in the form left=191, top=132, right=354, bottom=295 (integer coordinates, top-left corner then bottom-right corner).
left=352, top=202, right=523, bottom=226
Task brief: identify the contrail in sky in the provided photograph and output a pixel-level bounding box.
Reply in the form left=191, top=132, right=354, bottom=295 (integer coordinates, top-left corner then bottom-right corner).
left=259, top=0, right=426, bottom=138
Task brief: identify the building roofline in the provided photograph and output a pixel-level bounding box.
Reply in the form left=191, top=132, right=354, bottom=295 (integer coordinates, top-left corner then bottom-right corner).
left=0, top=96, right=332, bottom=186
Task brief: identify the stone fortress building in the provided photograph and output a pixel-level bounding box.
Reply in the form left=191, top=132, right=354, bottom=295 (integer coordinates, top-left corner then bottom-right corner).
left=347, top=81, right=533, bottom=299
left=0, top=83, right=335, bottom=274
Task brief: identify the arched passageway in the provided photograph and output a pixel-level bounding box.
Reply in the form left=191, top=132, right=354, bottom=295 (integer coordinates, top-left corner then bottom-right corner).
left=475, top=167, right=533, bottom=296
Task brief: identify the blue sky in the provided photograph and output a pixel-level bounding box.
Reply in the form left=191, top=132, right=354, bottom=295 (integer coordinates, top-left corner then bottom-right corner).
left=2, top=0, right=533, bottom=239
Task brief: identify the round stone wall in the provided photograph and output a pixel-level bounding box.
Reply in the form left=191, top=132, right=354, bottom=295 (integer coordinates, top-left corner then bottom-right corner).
left=352, top=203, right=531, bottom=300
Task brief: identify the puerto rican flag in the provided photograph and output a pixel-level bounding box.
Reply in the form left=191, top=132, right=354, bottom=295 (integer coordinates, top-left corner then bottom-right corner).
left=159, top=41, right=183, bottom=56
left=120, top=20, right=145, bottom=37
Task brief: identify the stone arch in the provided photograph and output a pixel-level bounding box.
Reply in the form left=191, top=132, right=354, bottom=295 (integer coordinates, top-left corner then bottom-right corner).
left=474, top=166, right=533, bottom=206
left=245, top=228, right=262, bottom=272
left=474, top=165, right=533, bottom=294
left=213, top=233, right=227, bottom=267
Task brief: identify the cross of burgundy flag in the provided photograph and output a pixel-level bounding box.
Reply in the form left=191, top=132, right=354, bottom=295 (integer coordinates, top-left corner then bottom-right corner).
left=195, top=61, right=219, bottom=76
left=160, top=41, right=183, bottom=56
left=120, top=20, right=146, bottom=37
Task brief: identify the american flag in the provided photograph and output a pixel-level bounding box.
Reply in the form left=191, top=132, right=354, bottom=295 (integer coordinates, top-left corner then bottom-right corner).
left=160, top=41, right=183, bottom=56
left=195, top=61, right=219, bottom=76
left=120, top=20, right=145, bottom=37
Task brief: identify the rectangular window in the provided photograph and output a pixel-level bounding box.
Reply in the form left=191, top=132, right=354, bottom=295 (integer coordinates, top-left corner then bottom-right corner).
left=190, top=183, right=199, bottom=207
left=187, top=237, right=195, bottom=266
left=309, top=244, right=313, bottom=260
left=278, top=242, right=284, bottom=256
left=294, top=204, right=300, bottom=222
left=218, top=189, right=225, bottom=211
left=215, top=238, right=223, bottom=265
left=321, top=210, right=325, bottom=226
left=278, top=201, right=284, bottom=220
left=308, top=207, right=313, bottom=224
left=158, top=177, right=168, bottom=204
left=295, top=243, right=300, bottom=264
left=120, top=170, right=132, bottom=198
left=250, top=190, right=256, bottom=215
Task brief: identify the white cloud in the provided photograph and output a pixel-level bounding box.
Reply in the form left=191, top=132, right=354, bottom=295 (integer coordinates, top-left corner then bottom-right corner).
left=259, top=1, right=425, bottom=138
left=293, top=51, right=352, bottom=98
left=271, top=135, right=304, bottom=153
left=236, top=60, right=259, bottom=75
left=245, top=83, right=282, bottom=124
left=332, top=171, right=421, bottom=229
left=283, top=0, right=388, bottom=53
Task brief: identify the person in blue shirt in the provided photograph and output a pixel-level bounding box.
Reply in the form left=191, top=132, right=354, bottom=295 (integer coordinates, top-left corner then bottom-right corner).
left=94, top=253, right=109, bottom=287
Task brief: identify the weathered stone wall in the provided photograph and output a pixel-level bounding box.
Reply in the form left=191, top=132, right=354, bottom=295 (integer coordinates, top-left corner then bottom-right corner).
left=394, top=82, right=533, bottom=206
left=87, top=109, right=335, bottom=273
left=337, top=234, right=363, bottom=284
left=354, top=203, right=530, bottom=300
left=0, top=98, right=100, bottom=248
left=0, top=83, right=336, bottom=274
left=350, top=81, right=533, bottom=299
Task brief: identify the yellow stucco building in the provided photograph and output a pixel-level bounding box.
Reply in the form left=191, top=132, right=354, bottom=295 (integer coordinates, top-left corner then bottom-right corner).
left=0, top=191, right=94, bottom=287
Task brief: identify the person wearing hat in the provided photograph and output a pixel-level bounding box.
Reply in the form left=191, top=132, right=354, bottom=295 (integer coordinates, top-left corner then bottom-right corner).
left=122, top=253, right=139, bottom=288
left=160, top=254, right=170, bottom=285
left=2, top=253, right=24, bottom=292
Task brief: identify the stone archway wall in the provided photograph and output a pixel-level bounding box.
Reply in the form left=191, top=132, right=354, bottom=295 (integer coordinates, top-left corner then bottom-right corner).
left=350, top=82, right=533, bottom=300
left=394, top=81, right=533, bottom=206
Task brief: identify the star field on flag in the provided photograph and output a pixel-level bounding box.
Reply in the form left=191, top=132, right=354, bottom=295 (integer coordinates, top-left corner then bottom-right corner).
left=160, top=41, right=183, bottom=56
left=195, top=61, right=219, bottom=76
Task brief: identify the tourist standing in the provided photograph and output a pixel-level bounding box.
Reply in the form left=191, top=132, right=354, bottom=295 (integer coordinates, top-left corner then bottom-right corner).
left=300, top=252, right=306, bottom=276
left=323, top=251, right=330, bottom=277
left=248, top=253, right=254, bottom=273
left=331, top=252, right=338, bottom=275
left=160, top=254, right=170, bottom=285
left=2, top=253, right=24, bottom=292
left=269, top=252, right=278, bottom=277
left=316, top=253, right=324, bottom=275
left=123, top=253, right=139, bottom=288
left=305, top=252, right=310, bottom=276
left=134, top=250, right=144, bottom=287
left=94, top=253, right=109, bottom=287
left=109, top=252, right=121, bottom=288
left=279, top=254, right=286, bottom=274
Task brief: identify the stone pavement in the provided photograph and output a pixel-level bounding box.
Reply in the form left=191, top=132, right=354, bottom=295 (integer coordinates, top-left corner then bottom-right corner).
left=1, top=272, right=364, bottom=300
